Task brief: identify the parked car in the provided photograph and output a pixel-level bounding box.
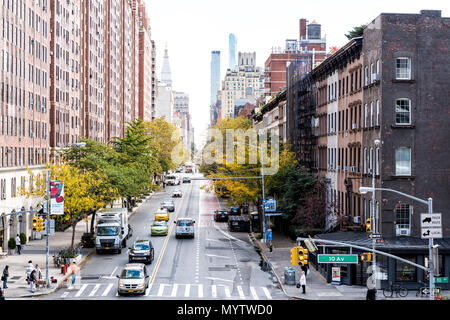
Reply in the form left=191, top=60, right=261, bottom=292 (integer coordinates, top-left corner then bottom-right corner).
left=117, top=263, right=150, bottom=296
left=228, top=216, right=251, bottom=232
left=155, top=208, right=169, bottom=221
left=174, top=218, right=195, bottom=238
left=151, top=221, right=169, bottom=236
left=128, top=240, right=154, bottom=264
left=183, top=177, right=191, bottom=183
left=229, top=206, right=241, bottom=216
left=214, top=209, right=229, bottom=222
left=161, top=200, right=175, bottom=212
left=172, top=189, right=182, bottom=198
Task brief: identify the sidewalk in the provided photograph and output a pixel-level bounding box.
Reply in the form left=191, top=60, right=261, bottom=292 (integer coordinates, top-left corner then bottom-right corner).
left=251, top=229, right=445, bottom=300
left=0, top=193, right=154, bottom=299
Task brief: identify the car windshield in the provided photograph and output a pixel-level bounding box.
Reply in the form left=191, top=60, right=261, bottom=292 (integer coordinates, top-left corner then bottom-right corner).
left=120, top=269, right=143, bottom=279
left=134, top=243, right=150, bottom=251
left=97, top=226, right=120, bottom=236
left=162, top=202, right=173, bottom=206
left=153, top=221, right=167, bottom=227
left=177, top=220, right=193, bottom=226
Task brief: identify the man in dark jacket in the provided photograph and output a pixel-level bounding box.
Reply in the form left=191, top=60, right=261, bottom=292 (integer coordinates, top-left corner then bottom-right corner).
left=29, top=269, right=37, bottom=293
left=2, top=265, right=8, bottom=289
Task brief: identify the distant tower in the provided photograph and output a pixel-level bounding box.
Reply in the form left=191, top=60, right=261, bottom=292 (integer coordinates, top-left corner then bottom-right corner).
left=161, top=44, right=172, bottom=88
left=211, top=50, right=221, bottom=105
left=229, top=33, right=237, bottom=70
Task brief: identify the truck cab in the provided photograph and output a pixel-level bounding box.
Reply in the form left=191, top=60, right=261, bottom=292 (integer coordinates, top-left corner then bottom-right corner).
left=95, top=208, right=129, bottom=254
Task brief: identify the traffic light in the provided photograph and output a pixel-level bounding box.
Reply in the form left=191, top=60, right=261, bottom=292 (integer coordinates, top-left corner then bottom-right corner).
left=366, top=218, right=372, bottom=233
left=32, top=217, right=39, bottom=232
left=290, top=247, right=299, bottom=266
left=360, top=252, right=372, bottom=262
left=38, top=216, right=45, bottom=231
left=299, top=248, right=309, bottom=266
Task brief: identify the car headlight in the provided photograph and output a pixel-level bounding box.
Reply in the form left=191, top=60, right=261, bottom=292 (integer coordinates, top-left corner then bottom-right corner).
left=119, top=282, right=126, bottom=288
left=137, top=283, right=145, bottom=289
left=129, top=252, right=135, bottom=256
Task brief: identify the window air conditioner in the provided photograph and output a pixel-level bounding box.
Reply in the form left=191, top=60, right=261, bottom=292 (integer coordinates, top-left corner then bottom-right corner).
left=353, top=216, right=361, bottom=224
left=352, top=123, right=357, bottom=130
left=396, top=228, right=410, bottom=236
left=373, top=74, right=380, bottom=81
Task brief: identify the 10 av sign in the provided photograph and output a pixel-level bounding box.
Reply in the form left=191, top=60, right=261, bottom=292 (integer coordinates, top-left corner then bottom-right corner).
left=318, top=254, right=359, bottom=264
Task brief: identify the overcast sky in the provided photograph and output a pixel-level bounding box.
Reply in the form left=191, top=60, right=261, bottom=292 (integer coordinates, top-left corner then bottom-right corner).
left=144, top=0, right=448, bottom=148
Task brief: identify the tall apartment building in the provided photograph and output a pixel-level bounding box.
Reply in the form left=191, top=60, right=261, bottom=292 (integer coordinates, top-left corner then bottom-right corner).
left=265, top=19, right=327, bottom=97
left=220, top=52, right=264, bottom=119
left=81, top=0, right=105, bottom=143
left=173, top=91, right=192, bottom=149
left=286, top=10, right=450, bottom=290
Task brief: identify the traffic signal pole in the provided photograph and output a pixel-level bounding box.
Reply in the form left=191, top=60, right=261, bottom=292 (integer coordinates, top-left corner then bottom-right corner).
left=45, top=168, right=50, bottom=288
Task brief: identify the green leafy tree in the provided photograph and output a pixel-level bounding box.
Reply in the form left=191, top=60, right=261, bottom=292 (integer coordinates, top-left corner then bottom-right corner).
left=345, top=24, right=366, bottom=40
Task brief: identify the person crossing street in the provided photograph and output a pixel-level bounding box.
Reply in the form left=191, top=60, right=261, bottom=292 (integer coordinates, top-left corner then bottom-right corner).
left=1, top=265, right=9, bottom=289
left=15, top=234, right=22, bottom=255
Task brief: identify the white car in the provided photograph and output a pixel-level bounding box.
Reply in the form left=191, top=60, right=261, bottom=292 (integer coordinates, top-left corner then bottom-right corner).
left=174, top=218, right=195, bottom=238
left=172, top=189, right=182, bottom=198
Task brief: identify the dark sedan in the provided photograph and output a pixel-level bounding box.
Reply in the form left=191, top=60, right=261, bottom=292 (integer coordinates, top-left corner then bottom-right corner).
left=214, top=209, right=229, bottom=222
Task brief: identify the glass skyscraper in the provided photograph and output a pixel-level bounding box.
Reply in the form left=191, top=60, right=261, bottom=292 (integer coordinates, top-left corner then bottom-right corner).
left=210, top=51, right=221, bottom=105
left=229, top=33, right=237, bottom=70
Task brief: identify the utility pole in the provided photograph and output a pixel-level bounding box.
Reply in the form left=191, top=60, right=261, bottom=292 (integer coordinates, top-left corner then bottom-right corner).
left=371, top=139, right=380, bottom=291
left=260, top=144, right=266, bottom=244
left=45, top=168, right=50, bottom=288
left=428, top=197, right=434, bottom=301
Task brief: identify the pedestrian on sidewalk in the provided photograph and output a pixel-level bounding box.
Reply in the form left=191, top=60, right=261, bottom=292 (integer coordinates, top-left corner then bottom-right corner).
left=29, top=268, right=37, bottom=293
left=1, top=265, right=9, bottom=289
left=34, top=264, right=42, bottom=290
left=70, top=262, right=78, bottom=287
left=26, top=260, right=34, bottom=284
left=15, top=234, right=22, bottom=255
left=300, top=271, right=307, bottom=294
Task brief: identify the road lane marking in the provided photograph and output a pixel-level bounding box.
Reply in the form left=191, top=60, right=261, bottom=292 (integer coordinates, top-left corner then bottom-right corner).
left=102, top=283, right=114, bottom=297
left=262, top=287, right=272, bottom=300
left=157, top=284, right=166, bottom=296
left=109, top=267, right=118, bottom=278
left=61, top=291, right=69, bottom=298
left=205, top=277, right=234, bottom=283
left=198, top=284, right=204, bottom=298
left=75, top=284, right=88, bottom=297
left=237, top=285, right=245, bottom=299
left=224, top=286, right=231, bottom=298
left=205, top=254, right=230, bottom=259
left=89, top=284, right=101, bottom=297
left=170, top=284, right=178, bottom=297
left=184, top=284, right=190, bottom=297
left=145, top=284, right=152, bottom=296
left=250, top=287, right=259, bottom=300
left=211, top=285, right=217, bottom=298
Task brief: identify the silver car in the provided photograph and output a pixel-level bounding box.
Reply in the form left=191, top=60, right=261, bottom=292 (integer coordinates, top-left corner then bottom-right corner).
left=117, top=264, right=149, bottom=296
left=172, top=189, right=182, bottom=198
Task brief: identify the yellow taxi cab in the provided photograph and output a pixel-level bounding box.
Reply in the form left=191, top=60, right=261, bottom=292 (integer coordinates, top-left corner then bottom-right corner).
left=155, top=208, right=169, bottom=221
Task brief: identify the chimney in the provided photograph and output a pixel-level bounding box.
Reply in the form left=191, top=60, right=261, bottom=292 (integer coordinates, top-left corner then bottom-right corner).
left=299, top=19, right=307, bottom=41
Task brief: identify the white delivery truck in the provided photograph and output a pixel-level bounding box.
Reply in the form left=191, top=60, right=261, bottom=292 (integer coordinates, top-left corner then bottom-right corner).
left=95, top=208, right=130, bottom=254
left=166, top=174, right=180, bottom=186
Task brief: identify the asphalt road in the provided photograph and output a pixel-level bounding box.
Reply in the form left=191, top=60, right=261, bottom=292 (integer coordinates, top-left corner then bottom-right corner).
left=39, top=174, right=284, bottom=300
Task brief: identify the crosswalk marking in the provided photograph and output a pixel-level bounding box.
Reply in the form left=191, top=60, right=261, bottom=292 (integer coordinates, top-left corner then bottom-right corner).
left=89, top=284, right=101, bottom=297
left=211, top=285, right=217, bottom=298
left=75, top=284, right=88, bottom=297
left=184, top=284, right=190, bottom=297
left=250, top=287, right=259, bottom=300
left=102, top=283, right=114, bottom=297
left=170, top=284, right=178, bottom=297
left=262, top=287, right=272, bottom=300
left=237, top=286, right=245, bottom=299
left=145, top=284, right=152, bottom=296
left=157, top=284, right=166, bottom=296
left=198, top=284, right=203, bottom=298
left=61, top=291, right=69, bottom=298
left=224, top=286, right=231, bottom=298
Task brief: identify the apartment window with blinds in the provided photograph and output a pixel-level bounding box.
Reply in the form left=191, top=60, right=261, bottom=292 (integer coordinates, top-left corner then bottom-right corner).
left=395, top=147, right=411, bottom=176
left=396, top=58, right=411, bottom=80
left=395, top=99, right=411, bottom=125
left=395, top=204, right=412, bottom=233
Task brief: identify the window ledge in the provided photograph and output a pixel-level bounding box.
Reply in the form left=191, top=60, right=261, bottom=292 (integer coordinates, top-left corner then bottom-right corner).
left=391, top=175, right=415, bottom=180
left=391, top=124, right=415, bottom=129
left=392, top=79, right=415, bottom=84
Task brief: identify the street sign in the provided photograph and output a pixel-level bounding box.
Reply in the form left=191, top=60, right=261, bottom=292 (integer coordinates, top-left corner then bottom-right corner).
left=318, top=254, right=359, bottom=264
left=264, top=199, right=276, bottom=213
left=368, top=234, right=382, bottom=239
left=435, top=277, right=449, bottom=284
left=421, top=213, right=442, bottom=239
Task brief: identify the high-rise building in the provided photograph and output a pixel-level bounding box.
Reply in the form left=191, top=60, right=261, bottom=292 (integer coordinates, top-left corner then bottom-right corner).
left=229, top=33, right=237, bottom=70
left=210, top=51, right=221, bottom=106
left=160, top=46, right=172, bottom=88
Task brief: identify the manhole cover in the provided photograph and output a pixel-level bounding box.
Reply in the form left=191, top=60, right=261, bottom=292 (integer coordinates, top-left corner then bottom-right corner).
left=11, top=276, right=22, bottom=280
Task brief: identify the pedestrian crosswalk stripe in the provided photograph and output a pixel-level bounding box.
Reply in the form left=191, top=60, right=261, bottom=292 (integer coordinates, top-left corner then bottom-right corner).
left=170, top=284, right=178, bottom=297
left=75, top=284, right=88, bottom=297
left=250, top=287, right=259, bottom=300
left=102, top=283, right=114, bottom=297
left=61, top=291, right=69, bottom=298
left=224, top=286, right=231, bottom=298
left=184, top=284, right=190, bottom=297
left=237, top=286, right=245, bottom=299
left=89, top=284, right=101, bottom=297
left=157, top=284, right=166, bottom=296
left=198, top=284, right=203, bottom=298
left=262, top=287, right=272, bottom=300
left=145, top=284, right=152, bottom=296
left=211, top=285, right=217, bottom=298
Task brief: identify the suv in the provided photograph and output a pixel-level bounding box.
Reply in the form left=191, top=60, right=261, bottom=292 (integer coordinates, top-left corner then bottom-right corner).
left=174, top=218, right=195, bottom=238
left=117, top=263, right=150, bottom=296
left=128, top=240, right=154, bottom=264
left=214, top=209, right=229, bottom=222
left=229, top=206, right=241, bottom=216
left=172, top=189, right=182, bottom=198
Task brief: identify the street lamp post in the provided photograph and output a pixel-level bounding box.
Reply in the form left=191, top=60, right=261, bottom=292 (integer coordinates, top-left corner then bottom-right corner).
left=371, top=139, right=381, bottom=291
left=360, top=186, right=435, bottom=300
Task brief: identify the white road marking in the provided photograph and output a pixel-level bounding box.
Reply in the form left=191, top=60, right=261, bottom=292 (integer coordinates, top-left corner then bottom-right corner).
left=157, top=284, right=166, bottom=296
left=170, top=284, right=178, bottom=297
left=102, top=283, right=114, bottom=297
left=89, top=284, right=101, bottom=297
left=109, top=267, right=118, bottom=278
left=237, top=286, right=245, bottom=299
left=205, top=276, right=234, bottom=283
left=184, top=284, right=190, bottom=297
left=211, top=285, right=217, bottom=298
left=75, top=284, right=88, bottom=297
left=145, top=284, right=152, bottom=296
left=262, top=287, right=272, bottom=300
left=61, top=291, right=69, bottom=298
left=250, top=287, right=259, bottom=300
left=224, top=286, right=231, bottom=298
left=205, top=254, right=230, bottom=259
left=198, top=284, right=204, bottom=298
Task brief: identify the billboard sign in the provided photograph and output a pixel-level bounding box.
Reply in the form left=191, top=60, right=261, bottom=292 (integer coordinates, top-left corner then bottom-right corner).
left=50, top=180, right=64, bottom=215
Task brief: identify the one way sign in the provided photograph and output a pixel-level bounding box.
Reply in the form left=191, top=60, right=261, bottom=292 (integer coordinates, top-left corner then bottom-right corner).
left=421, top=213, right=442, bottom=239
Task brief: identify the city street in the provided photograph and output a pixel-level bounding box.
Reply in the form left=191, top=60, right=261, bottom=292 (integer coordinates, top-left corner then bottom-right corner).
left=37, top=174, right=283, bottom=300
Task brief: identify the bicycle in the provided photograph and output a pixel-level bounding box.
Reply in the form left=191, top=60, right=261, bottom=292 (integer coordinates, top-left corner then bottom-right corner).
left=383, top=283, right=408, bottom=298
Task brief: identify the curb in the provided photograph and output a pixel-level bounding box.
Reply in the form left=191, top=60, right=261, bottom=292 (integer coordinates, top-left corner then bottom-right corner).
left=10, top=192, right=154, bottom=299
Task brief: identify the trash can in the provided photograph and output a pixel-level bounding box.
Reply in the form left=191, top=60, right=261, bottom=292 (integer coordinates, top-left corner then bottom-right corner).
left=284, top=267, right=296, bottom=285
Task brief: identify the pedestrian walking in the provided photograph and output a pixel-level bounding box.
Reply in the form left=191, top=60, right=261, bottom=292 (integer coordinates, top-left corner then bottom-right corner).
left=15, top=234, right=22, bottom=255
left=26, top=260, right=34, bottom=284
left=29, top=268, right=37, bottom=293
left=70, top=262, right=78, bottom=287
left=34, top=264, right=42, bottom=290
left=300, top=271, right=307, bottom=294
left=1, top=265, right=9, bottom=289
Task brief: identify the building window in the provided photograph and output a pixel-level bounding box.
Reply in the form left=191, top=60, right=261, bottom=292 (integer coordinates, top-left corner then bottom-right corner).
left=364, top=104, right=368, bottom=128
left=396, top=256, right=417, bottom=282
left=375, top=148, right=380, bottom=175
left=363, top=148, right=367, bottom=174
left=395, top=99, right=411, bottom=125
left=376, top=100, right=380, bottom=126
left=396, top=58, right=411, bottom=80
left=395, top=147, right=411, bottom=176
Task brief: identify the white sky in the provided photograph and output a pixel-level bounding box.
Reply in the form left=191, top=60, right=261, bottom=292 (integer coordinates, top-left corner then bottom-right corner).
left=144, top=0, right=449, bottom=148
